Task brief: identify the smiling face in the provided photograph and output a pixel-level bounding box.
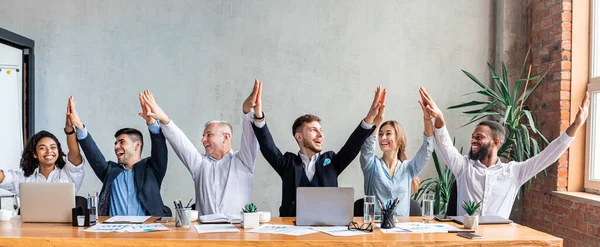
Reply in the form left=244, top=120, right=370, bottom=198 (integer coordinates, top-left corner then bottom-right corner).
left=295, top=121, right=324, bottom=153
left=114, top=134, right=140, bottom=165
left=33, top=137, right=59, bottom=167
left=201, top=122, right=232, bottom=160
left=378, top=124, right=398, bottom=152
left=468, top=125, right=494, bottom=161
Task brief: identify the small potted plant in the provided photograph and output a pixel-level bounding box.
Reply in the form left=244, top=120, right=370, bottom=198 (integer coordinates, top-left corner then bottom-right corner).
left=242, top=203, right=259, bottom=229
left=461, top=200, right=481, bottom=230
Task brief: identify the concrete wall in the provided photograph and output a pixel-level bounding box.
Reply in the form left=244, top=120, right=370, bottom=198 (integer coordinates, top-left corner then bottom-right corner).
left=0, top=0, right=495, bottom=215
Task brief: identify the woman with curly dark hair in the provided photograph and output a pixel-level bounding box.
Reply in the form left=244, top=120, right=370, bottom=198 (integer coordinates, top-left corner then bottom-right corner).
left=0, top=97, right=85, bottom=196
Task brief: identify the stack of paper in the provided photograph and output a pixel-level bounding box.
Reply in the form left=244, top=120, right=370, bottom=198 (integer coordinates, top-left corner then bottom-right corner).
left=310, top=226, right=372, bottom=236
left=103, top=216, right=151, bottom=224
left=194, top=224, right=240, bottom=234
left=84, top=223, right=170, bottom=233
left=199, top=214, right=241, bottom=224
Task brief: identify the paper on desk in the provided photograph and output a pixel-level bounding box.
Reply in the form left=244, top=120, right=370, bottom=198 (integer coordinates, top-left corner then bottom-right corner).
left=378, top=222, right=460, bottom=234
left=126, top=224, right=170, bottom=233
left=194, top=224, right=240, bottom=234
left=199, top=214, right=242, bottom=224
left=246, top=224, right=317, bottom=236
left=103, top=216, right=151, bottom=224
left=311, top=226, right=372, bottom=236
left=84, top=224, right=132, bottom=232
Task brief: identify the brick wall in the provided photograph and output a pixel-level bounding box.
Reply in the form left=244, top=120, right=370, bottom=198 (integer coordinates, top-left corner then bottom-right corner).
left=522, top=0, right=600, bottom=246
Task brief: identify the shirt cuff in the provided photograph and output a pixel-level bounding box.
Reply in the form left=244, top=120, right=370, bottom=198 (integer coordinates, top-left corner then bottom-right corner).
left=148, top=121, right=160, bottom=134
left=76, top=127, right=89, bottom=140
left=251, top=111, right=265, bottom=128
left=361, top=120, right=374, bottom=129
left=558, top=131, right=576, bottom=144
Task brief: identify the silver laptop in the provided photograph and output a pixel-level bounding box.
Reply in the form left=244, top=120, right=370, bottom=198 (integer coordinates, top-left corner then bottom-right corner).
left=450, top=215, right=513, bottom=225
left=296, top=187, right=354, bottom=226
left=20, top=183, right=75, bottom=223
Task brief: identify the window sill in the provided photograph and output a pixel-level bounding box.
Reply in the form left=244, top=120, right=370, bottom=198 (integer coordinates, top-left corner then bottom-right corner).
left=552, top=191, right=600, bottom=207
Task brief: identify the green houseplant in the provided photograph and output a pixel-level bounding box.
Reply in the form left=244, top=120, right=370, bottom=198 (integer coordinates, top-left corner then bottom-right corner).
left=242, top=203, right=259, bottom=228
left=461, top=200, right=482, bottom=229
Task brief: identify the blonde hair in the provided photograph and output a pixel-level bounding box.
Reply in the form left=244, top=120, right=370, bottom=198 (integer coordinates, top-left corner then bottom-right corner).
left=380, top=120, right=408, bottom=162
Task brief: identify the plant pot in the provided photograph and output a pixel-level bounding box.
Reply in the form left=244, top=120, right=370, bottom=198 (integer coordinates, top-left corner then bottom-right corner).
left=242, top=212, right=260, bottom=229
left=463, top=215, right=479, bottom=230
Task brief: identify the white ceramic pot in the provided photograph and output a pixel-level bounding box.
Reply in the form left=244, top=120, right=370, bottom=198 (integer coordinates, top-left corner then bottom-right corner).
left=242, top=212, right=260, bottom=229
left=463, top=215, right=479, bottom=230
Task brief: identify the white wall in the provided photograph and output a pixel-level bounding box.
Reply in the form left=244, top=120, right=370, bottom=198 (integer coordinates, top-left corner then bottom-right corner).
left=0, top=0, right=494, bottom=215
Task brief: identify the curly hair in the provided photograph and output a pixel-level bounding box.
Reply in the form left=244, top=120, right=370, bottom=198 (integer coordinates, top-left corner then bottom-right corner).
left=20, top=130, right=67, bottom=177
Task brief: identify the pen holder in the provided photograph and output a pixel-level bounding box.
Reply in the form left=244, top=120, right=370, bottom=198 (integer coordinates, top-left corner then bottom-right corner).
left=175, top=208, right=191, bottom=228
left=380, top=209, right=395, bottom=229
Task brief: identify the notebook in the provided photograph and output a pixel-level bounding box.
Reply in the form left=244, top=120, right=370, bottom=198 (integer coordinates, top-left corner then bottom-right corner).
left=199, top=213, right=241, bottom=224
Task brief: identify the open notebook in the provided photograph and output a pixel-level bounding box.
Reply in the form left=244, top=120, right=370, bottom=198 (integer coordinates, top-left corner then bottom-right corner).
left=199, top=214, right=242, bottom=224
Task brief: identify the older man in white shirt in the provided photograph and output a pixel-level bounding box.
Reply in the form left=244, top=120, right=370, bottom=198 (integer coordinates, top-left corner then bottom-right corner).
left=139, top=80, right=262, bottom=216
left=419, top=88, right=590, bottom=218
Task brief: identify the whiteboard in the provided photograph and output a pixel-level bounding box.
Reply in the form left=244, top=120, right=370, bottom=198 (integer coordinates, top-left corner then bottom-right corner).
left=0, top=43, right=23, bottom=198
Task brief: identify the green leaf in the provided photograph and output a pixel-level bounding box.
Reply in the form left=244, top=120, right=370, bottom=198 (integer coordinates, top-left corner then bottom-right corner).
left=488, top=62, right=510, bottom=104
left=448, top=100, right=491, bottom=109
left=462, top=70, right=504, bottom=101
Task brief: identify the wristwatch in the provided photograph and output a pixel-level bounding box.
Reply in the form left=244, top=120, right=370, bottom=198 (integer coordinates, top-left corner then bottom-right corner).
left=64, top=127, right=75, bottom=135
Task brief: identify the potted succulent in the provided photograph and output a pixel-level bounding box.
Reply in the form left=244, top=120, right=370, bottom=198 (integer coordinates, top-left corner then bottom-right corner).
left=242, top=203, right=259, bottom=229
left=461, top=201, right=481, bottom=230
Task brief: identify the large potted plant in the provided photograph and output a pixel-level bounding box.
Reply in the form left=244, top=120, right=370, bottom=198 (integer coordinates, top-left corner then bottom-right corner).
left=242, top=203, right=259, bottom=229
left=461, top=200, right=482, bottom=229
left=412, top=148, right=457, bottom=216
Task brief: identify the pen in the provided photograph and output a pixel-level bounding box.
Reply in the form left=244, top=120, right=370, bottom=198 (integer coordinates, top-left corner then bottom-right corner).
left=448, top=230, right=476, bottom=233
left=186, top=198, right=193, bottom=208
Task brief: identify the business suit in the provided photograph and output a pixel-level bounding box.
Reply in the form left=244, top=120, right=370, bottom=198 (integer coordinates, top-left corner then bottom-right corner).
left=252, top=121, right=374, bottom=217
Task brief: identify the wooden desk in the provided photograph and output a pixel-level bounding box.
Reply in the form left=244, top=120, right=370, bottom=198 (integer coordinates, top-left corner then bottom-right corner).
left=0, top=216, right=561, bottom=246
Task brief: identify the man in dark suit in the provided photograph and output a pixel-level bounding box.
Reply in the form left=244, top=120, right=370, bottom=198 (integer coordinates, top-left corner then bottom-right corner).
left=252, top=83, right=386, bottom=216
left=68, top=95, right=169, bottom=216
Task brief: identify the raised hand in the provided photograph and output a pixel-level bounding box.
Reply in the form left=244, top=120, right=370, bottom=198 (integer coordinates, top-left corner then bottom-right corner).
left=365, top=86, right=386, bottom=124
left=373, top=90, right=386, bottom=127
left=243, top=79, right=262, bottom=117
left=138, top=93, right=156, bottom=125
left=65, top=98, right=73, bottom=131
left=566, top=92, right=590, bottom=137
left=419, top=87, right=442, bottom=119
left=67, top=96, right=84, bottom=130
left=141, top=90, right=170, bottom=124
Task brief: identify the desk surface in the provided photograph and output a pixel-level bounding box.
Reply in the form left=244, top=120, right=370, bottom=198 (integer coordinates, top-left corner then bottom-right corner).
left=0, top=216, right=561, bottom=247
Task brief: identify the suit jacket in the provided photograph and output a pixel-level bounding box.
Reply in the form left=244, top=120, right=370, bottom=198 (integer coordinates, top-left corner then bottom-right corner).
left=78, top=130, right=169, bottom=216
left=252, top=121, right=374, bottom=216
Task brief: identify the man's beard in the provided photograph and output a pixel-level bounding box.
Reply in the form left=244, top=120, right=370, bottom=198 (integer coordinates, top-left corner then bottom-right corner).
left=302, top=138, right=322, bottom=153
left=469, top=141, right=491, bottom=161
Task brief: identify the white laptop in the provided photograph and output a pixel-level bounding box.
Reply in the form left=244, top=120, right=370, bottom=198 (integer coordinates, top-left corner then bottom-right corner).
left=19, top=183, right=75, bottom=223
left=296, top=187, right=354, bottom=226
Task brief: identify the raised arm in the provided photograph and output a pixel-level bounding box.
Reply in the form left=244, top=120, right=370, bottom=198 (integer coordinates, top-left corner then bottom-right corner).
left=419, top=88, right=467, bottom=177
left=407, top=100, right=435, bottom=178
left=139, top=92, right=168, bottom=181
left=360, top=93, right=385, bottom=172
left=515, top=92, right=590, bottom=184
left=237, top=79, right=262, bottom=173
left=142, top=90, right=203, bottom=176
left=70, top=97, right=110, bottom=181
left=65, top=97, right=83, bottom=166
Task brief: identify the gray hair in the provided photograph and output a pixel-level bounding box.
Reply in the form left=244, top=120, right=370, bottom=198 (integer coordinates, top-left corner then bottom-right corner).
left=204, top=120, right=233, bottom=135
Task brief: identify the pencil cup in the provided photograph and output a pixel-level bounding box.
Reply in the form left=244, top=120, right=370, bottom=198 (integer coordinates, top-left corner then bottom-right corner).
left=380, top=209, right=395, bottom=229
left=175, top=208, right=191, bottom=228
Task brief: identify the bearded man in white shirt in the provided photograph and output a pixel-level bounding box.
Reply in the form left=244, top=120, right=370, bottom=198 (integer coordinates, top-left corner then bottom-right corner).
left=419, top=88, right=590, bottom=218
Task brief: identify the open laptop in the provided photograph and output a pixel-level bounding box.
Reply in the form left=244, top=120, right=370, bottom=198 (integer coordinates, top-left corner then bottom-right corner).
left=295, top=187, right=353, bottom=226
left=19, top=183, right=75, bottom=223
left=450, top=215, right=513, bottom=225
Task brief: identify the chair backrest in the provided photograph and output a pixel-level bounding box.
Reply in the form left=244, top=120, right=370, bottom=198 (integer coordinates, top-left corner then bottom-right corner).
left=446, top=181, right=458, bottom=216
left=163, top=205, right=172, bottom=217
left=409, top=199, right=422, bottom=216
left=353, top=198, right=364, bottom=216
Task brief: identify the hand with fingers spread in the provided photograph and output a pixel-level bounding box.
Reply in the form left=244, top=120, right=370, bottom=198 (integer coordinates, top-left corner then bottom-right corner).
left=141, top=90, right=170, bottom=125
left=566, top=92, right=591, bottom=137
left=365, top=86, right=387, bottom=124
left=67, top=96, right=85, bottom=130
left=138, top=93, right=156, bottom=125
left=243, top=79, right=263, bottom=119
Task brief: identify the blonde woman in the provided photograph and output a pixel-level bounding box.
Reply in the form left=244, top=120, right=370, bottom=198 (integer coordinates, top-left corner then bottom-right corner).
left=359, top=90, right=434, bottom=216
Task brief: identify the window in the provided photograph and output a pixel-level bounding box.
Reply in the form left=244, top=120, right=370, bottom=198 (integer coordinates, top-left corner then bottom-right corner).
left=585, top=0, right=600, bottom=192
